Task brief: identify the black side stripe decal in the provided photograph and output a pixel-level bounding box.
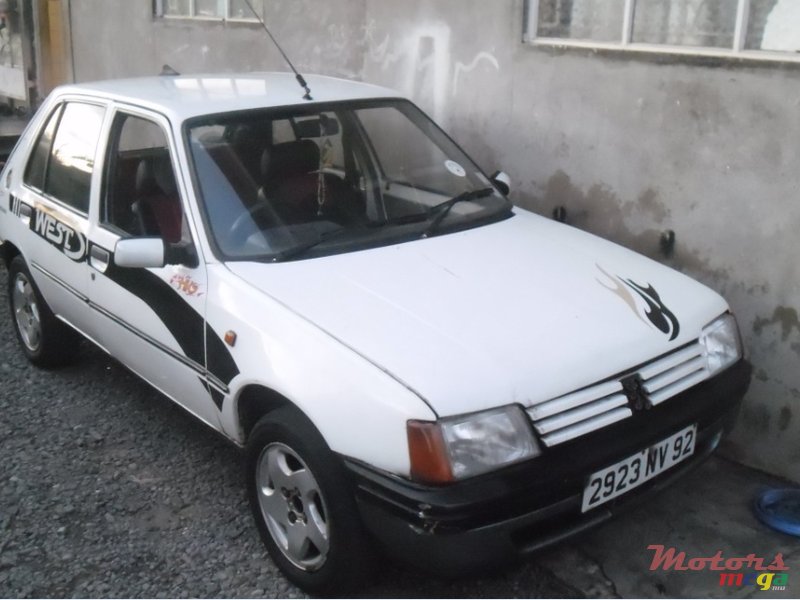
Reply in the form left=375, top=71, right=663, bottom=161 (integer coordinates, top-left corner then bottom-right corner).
left=31, top=261, right=231, bottom=395
left=103, top=260, right=207, bottom=366
left=102, top=259, right=241, bottom=387
left=206, top=322, right=240, bottom=387
left=208, top=386, right=225, bottom=411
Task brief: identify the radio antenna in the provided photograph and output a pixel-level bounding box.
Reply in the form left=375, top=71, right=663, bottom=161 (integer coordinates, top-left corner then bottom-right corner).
left=241, top=0, right=312, bottom=101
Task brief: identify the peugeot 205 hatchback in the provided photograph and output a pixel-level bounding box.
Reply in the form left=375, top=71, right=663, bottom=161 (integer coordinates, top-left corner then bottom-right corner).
left=0, top=73, right=750, bottom=594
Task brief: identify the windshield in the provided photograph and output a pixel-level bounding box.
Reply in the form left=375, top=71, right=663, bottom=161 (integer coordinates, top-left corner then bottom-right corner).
left=185, top=100, right=510, bottom=262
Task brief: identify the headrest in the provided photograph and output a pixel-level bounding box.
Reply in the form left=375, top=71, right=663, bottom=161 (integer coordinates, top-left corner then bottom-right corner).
left=135, top=159, right=159, bottom=196
left=135, top=156, right=177, bottom=197
left=261, top=140, right=320, bottom=183
left=230, top=123, right=271, bottom=150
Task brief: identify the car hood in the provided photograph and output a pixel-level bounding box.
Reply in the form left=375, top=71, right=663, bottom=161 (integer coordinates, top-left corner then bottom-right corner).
left=226, top=210, right=728, bottom=417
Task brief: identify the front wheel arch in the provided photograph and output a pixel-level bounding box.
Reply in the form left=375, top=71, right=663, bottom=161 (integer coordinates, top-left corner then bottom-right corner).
left=236, top=384, right=293, bottom=442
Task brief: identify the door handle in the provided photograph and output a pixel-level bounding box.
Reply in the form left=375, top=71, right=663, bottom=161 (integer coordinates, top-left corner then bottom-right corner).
left=89, top=245, right=111, bottom=273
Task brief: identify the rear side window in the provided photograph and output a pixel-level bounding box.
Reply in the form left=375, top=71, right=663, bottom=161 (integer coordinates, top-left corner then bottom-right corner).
left=24, top=101, right=106, bottom=214
left=23, top=104, right=63, bottom=191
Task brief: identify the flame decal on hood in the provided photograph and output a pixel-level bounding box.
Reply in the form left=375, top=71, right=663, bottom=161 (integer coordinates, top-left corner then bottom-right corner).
left=597, top=265, right=681, bottom=341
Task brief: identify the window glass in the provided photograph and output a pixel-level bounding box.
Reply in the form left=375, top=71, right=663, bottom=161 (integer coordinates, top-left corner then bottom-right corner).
left=272, top=119, right=295, bottom=145
left=186, top=101, right=508, bottom=262
left=164, top=0, right=190, bottom=16
left=160, top=0, right=260, bottom=20
left=537, top=0, right=626, bottom=42
left=531, top=0, right=800, bottom=58
left=229, top=0, right=259, bottom=19
left=632, top=0, right=738, bottom=48
left=356, top=106, right=472, bottom=198
left=195, top=0, right=224, bottom=17
left=103, top=114, right=186, bottom=244
left=23, top=104, right=62, bottom=191
left=746, top=0, right=800, bottom=52
left=44, top=103, right=105, bottom=213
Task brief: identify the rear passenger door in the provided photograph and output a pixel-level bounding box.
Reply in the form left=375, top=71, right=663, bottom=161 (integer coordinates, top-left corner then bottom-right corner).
left=12, top=100, right=107, bottom=339
left=86, top=107, right=222, bottom=429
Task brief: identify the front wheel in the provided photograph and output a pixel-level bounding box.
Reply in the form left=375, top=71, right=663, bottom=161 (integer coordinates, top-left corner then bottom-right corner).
left=246, top=407, right=374, bottom=596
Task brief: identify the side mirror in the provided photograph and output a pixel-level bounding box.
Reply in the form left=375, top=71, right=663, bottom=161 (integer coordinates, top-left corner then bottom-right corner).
left=114, top=238, right=166, bottom=269
left=490, top=171, right=511, bottom=196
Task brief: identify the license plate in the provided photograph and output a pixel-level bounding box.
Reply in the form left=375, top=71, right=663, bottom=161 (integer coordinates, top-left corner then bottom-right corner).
left=581, top=424, right=697, bottom=513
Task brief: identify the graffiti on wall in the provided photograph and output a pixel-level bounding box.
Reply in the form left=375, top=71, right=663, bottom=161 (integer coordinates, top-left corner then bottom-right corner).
left=360, top=19, right=500, bottom=121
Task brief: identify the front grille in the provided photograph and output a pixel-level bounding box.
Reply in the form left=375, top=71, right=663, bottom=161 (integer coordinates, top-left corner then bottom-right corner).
left=527, top=341, right=710, bottom=447
left=639, top=342, right=709, bottom=405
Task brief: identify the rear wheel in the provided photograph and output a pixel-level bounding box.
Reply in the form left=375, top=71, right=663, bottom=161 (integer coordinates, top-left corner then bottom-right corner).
left=246, top=406, right=374, bottom=596
left=7, top=256, right=79, bottom=367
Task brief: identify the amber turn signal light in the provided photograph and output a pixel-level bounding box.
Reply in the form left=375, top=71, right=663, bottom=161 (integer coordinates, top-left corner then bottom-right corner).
left=407, top=420, right=454, bottom=484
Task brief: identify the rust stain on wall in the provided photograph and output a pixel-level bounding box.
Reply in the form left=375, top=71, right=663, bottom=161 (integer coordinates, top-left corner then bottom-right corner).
left=778, top=406, right=792, bottom=432
left=742, top=403, right=771, bottom=433
left=753, top=306, right=800, bottom=342
left=638, top=188, right=671, bottom=225
left=537, top=171, right=730, bottom=285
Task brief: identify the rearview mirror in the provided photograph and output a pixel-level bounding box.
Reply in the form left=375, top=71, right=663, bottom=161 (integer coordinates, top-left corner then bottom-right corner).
left=295, top=115, right=340, bottom=138
left=114, top=238, right=166, bottom=269
left=490, top=171, right=511, bottom=196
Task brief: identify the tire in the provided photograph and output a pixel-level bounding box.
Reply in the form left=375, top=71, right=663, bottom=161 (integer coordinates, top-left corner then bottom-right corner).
left=246, top=406, right=375, bottom=596
left=7, top=255, right=80, bottom=367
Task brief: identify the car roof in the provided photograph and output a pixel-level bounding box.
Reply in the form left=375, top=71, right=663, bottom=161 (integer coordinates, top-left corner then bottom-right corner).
left=53, top=72, right=402, bottom=122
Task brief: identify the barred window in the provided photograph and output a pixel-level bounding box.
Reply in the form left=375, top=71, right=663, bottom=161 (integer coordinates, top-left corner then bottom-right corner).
left=526, top=0, right=800, bottom=60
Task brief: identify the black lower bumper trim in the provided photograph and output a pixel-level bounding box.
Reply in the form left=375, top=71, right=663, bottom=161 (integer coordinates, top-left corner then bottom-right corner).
left=345, top=359, right=750, bottom=575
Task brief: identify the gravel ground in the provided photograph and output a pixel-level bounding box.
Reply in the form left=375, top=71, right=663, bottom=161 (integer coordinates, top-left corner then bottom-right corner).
left=0, top=263, right=575, bottom=599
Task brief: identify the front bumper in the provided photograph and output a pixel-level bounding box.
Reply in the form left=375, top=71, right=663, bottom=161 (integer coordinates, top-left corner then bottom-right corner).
left=345, top=359, right=751, bottom=575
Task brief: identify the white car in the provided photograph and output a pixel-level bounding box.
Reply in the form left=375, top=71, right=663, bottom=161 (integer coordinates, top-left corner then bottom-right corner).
left=0, top=73, right=750, bottom=594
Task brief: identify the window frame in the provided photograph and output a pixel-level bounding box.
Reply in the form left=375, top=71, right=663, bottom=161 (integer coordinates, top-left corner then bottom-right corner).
left=524, top=0, right=800, bottom=64
left=154, top=0, right=262, bottom=23
left=100, top=106, right=194, bottom=247
left=22, top=98, right=109, bottom=217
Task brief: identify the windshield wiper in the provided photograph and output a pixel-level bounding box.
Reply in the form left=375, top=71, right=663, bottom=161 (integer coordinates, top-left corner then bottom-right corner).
left=270, top=226, right=349, bottom=262
left=422, top=187, right=495, bottom=237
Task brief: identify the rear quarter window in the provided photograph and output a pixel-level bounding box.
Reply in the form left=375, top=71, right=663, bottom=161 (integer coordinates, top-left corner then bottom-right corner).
left=23, top=101, right=106, bottom=214
left=23, top=104, right=63, bottom=191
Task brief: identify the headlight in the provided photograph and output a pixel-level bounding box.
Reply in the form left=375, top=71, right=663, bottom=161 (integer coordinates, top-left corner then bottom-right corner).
left=407, top=405, right=541, bottom=483
left=701, top=314, right=742, bottom=376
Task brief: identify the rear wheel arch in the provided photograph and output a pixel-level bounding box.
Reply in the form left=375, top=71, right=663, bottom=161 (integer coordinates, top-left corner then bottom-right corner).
left=1, top=241, right=21, bottom=270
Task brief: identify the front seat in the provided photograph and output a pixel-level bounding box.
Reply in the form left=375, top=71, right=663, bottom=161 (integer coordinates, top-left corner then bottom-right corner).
left=259, top=141, right=366, bottom=225
left=259, top=140, right=322, bottom=224
left=134, top=156, right=183, bottom=244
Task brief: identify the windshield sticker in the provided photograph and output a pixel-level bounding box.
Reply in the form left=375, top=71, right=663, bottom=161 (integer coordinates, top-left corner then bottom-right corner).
left=30, top=207, right=87, bottom=262
left=445, top=160, right=466, bottom=177
left=596, top=264, right=680, bottom=341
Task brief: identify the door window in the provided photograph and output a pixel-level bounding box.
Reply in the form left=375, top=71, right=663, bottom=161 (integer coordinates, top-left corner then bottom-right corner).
left=102, top=113, right=187, bottom=245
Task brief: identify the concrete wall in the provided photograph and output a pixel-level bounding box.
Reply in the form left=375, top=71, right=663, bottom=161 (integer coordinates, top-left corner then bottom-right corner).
left=69, top=0, right=366, bottom=82
left=69, top=0, right=800, bottom=481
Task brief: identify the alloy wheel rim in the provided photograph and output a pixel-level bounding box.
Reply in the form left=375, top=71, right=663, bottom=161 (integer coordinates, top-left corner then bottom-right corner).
left=256, top=443, right=330, bottom=572
left=12, top=273, right=42, bottom=352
